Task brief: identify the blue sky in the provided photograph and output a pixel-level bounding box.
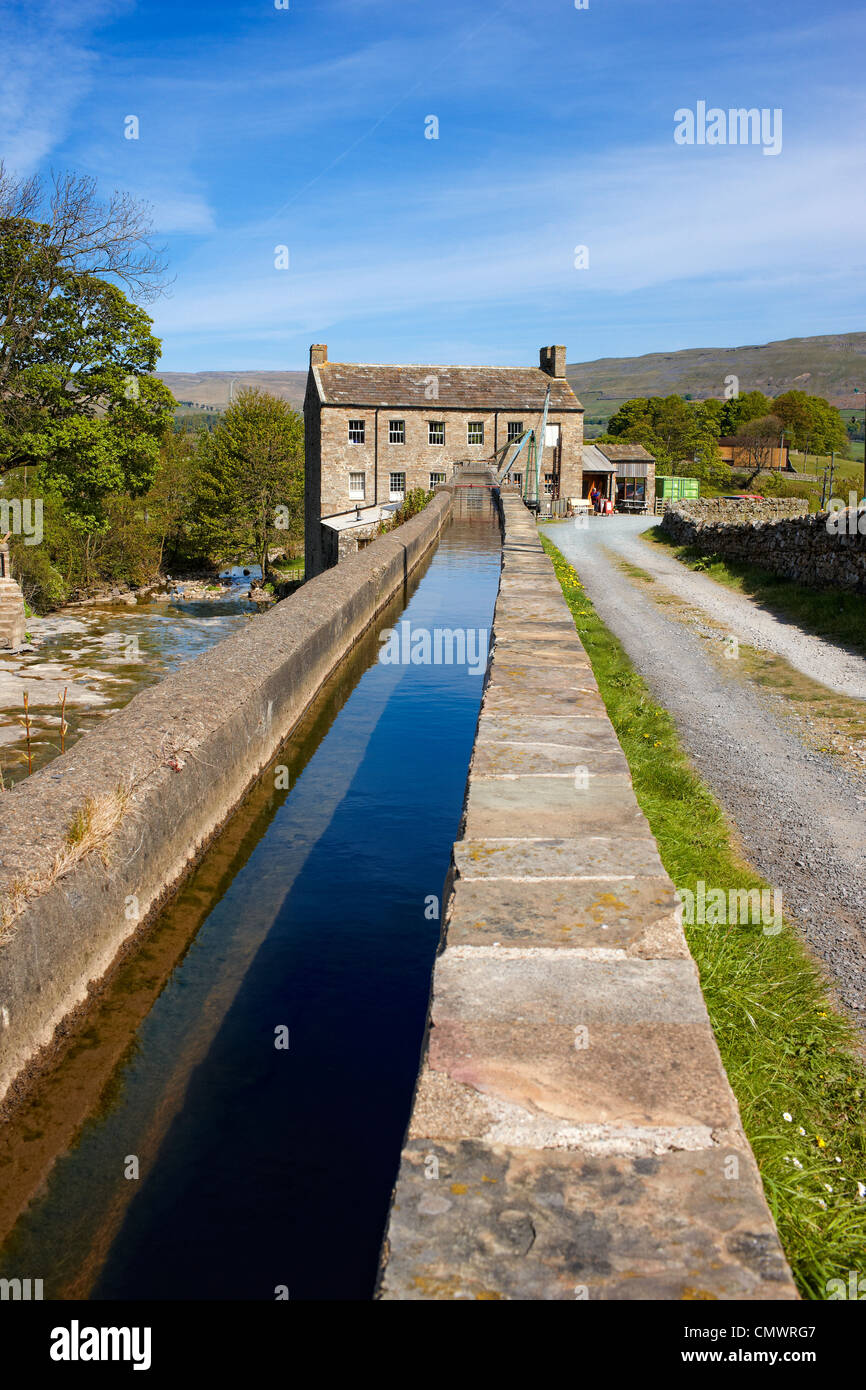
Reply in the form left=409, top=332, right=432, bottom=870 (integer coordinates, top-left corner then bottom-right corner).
left=2, top=0, right=864, bottom=371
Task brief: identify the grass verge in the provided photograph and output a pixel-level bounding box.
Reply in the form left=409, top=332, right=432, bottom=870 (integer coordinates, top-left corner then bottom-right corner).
left=541, top=532, right=866, bottom=1300
left=644, top=525, right=866, bottom=660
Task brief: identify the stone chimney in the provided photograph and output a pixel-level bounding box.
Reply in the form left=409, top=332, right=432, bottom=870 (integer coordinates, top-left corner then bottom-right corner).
left=539, top=345, right=566, bottom=378
left=310, top=344, right=328, bottom=367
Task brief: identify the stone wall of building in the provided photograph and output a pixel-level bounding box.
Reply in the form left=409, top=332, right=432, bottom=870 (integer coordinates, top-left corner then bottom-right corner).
left=316, top=404, right=584, bottom=519
left=0, top=578, right=26, bottom=650
left=661, top=498, right=866, bottom=591
left=303, top=368, right=325, bottom=576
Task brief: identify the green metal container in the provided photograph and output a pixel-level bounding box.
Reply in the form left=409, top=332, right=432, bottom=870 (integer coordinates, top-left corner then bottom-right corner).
left=655, top=475, right=700, bottom=500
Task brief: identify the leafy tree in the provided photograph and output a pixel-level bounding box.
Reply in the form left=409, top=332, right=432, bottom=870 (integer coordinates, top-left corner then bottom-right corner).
left=145, top=427, right=202, bottom=570
left=0, top=165, right=174, bottom=577
left=772, top=391, right=846, bottom=458
left=718, top=390, right=770, bottom=436
left=696, top=397, right=724, bottom=434
left=606, top=398, right=654, bottom=439
left=606, top=395, right=722, bottom=476
left=193, top=389, right=303, bottom=577
left=0, top=262, right=175, bottom=507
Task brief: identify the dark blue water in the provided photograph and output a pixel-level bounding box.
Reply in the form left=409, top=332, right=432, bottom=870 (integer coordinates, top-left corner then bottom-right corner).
left=0, top=493, right=500, bottom=1301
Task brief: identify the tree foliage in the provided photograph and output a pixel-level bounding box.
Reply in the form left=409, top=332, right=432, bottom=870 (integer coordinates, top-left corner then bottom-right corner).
left=0, top=164, right=174, bottom=526
left=604, top=386, right=849, bottom=484
left=193, top=389, right=304, bottom=576
left=772, top=390, right=847, bottom=456
left=606, top=394, right=725, bottom=481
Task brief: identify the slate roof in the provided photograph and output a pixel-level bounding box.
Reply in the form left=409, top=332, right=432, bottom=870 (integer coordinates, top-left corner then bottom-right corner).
left=595, top=441, right=655, bottom=463
left=314, top=363, right=582, bottom=411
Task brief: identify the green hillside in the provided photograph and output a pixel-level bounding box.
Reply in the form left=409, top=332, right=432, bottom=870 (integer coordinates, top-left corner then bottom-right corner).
left=568, top=333, right=866, bottom=407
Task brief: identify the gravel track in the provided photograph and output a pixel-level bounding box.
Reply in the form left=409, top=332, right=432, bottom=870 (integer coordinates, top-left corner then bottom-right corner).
left=549, top=516, right=866, bottom=1025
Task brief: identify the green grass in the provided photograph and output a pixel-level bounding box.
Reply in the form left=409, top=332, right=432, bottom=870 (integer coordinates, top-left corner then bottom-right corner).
left=541, top=532, right=866, bottom=1300
left=644, top=526, right=866, bottom=660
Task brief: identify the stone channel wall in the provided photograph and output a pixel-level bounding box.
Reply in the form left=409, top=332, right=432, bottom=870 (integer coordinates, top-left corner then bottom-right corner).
left=0, top=490, right=453, bottom=1109
left=661, top=498, right=866, bottom=592
left=377, top=493, right=797, bottom=1300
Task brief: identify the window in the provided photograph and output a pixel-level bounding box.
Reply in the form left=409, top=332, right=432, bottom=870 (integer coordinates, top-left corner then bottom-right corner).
left=467, top=421, right=484, bottom=445
left=348, top=472, right=365, bottom=500
left=428, top=421, right=445, bottom=446
left=507, top=421, right=523, bottom=442
left=429, top=471, right=446, bottom=489
left=389, top=472, right=406, bottom=501
left=389, top=419, right=405, bottom=445
left=348, top=419, right=365, bottom=445
left=511, top=471, right=523, bottom=490
left=617, top=479, right=646, bottom=502
left=543, top=473, right=555, bottom=495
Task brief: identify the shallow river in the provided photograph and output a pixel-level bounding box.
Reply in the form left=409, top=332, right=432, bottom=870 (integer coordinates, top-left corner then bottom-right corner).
left=0, top=583, right=260, bottom=784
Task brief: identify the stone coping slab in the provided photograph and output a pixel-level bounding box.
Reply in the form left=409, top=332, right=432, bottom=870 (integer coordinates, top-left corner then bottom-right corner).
left=379, top=1142, right=797, bottom=1301
left=444, top=876, right=685, bottom=955
left=463, top=774, right=645, bottom=838
left=470, top=740, right=630, bottom=777
left=474, top=713, right=623, bottom=749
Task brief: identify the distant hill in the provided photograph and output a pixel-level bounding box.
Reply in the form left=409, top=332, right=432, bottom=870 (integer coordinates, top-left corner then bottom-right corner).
left=158, top=371, right=307, bottom=410
left=567, top=333, right=866, bottom=408
left=158, top=333, right=866, bottom=417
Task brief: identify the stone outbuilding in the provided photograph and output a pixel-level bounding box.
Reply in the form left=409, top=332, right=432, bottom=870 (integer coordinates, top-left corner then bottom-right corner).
left=594, top=442, right=656, bottom=514
left=304, top=344, right=584, bottom=574
left=0, top=538, right=26, bottom=649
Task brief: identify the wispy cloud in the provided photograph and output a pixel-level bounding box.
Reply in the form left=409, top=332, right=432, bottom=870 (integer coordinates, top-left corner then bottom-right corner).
left=0, top=0, right=131, bottom=172
left=3, top=0, right=865, bottom=366
left=152, top=135, right=866, bottom=346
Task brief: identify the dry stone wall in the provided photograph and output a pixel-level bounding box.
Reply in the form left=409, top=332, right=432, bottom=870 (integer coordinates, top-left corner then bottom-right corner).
left=661, top=498, right=866, bottom=592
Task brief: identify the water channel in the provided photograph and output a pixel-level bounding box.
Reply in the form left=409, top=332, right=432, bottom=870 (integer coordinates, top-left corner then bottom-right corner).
left=0, top=489, right=500, bottom=1301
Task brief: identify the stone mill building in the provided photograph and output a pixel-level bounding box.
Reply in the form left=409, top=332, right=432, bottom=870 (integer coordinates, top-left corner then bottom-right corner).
left=303, top=344, right=585, bottom=575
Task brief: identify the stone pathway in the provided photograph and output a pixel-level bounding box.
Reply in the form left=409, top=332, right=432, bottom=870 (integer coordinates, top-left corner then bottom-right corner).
left=378, top=496, right=796, bottom=1301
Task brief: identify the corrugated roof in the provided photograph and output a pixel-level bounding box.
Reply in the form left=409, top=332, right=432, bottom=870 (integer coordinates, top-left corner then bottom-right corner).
left=595, top=441, right=655, bottom=462
left=581, top=445, right=617, bottom=473
left=316, top=363, right=582, bottom=410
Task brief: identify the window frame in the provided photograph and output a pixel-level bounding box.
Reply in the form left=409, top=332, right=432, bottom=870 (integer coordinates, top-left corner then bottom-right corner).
left=348, top=471, right=366, bottom=500
left=428, top=420, right=445, bottom=446
left=467, top=420, right=484, bottom=446
left=389, top=471, right=406, bottom=501
left=388, top=419, right=405, bottom=445
left=347, top=418, right=366, bottom=445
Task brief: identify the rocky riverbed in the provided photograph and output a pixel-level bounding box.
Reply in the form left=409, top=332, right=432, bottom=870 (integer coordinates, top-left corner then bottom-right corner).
left=0, top=585, right=263, bottom=785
